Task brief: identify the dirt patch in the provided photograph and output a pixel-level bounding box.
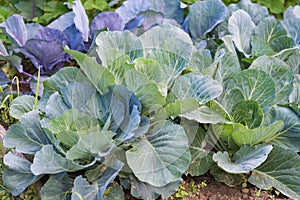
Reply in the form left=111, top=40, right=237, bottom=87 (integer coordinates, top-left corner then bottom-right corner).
left=125, top=174, right=292, bottom=200
left=173, top=174, right=292, bottom=200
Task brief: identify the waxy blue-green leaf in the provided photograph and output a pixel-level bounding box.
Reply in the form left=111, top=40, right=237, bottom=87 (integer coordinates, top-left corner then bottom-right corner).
left=130, top=175, right=181, bottom=199
left=71, top=160, right=124, bottom=200
left=181, top=106, right=228, bottom=125
left=228, top=2, right=268, bottom=25
left=39, top=67, right=86, bottom=111
left=264, top=106, right=300, bottom=152
left=48, top=109, right=99, bottom=148
left=104, top=184, right=124, bottom=200
left=41, top=92, right=69, bottom=127
left=139, top=25, right=192, bottom=50
left=188, top=50, right=212, bottom=72
left=146, top=38, right=192, bottom=96
left=213, top=144, right=273, bottom=174
left=251, top=17, right=293, bottom=57
left=65, top=49, right=115, bottom=94
left=226, top=69, right=275, bottom=112
left=210, top=46, right=241, bottom=85
left=133, top=57, right=168, bottom=97
left=232, top=121, right=284, bottom=146
left=187, top=0, right=228, bottom=39
left=165, top=98, right=199, bottom=117
left=183, top=123, right=214, bottom=176
left=281, top=18, right=300, bottom=44
left=60, top=82, right=105, bottom=119
left=210, top=165, right=245, bottom=187
left=125, top=69, right=166, bottom=110
left=40, top=175, right=73, bottom=200
left=96, top=31, right=143, bottom=66
left=106, top=54, right=133, bottom=84
left=249, top=146, right=300, bottom=199
left=284, top=48, right=300, bottom=73
left=228, top=10, right=255, bottom=57
left=284, top=5, right=300, bottom=19
left=126, top=120, right=190, bottom=187
left=171, top=73, right=223, bottom=104
left=31, top=145, right=85, bottom=175
left=9, top=95, right=34, bottom=119
left=66, top=131, right=116, bottom=161
left=231, top=100, right=264, bottom=129
left=250, top=56, right=294, bottom=104
left=2, top=152, right=42, bottom=196
left=4, top=111, right=52, bottom=155
left=221, top=89, right=245, bottom=113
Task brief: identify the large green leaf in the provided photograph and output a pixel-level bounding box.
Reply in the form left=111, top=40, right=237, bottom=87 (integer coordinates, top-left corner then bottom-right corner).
left=284, top=49, right=300, bottom=74
left=188, top=50, right=212, bottom=72
left=125, top=69, right=166, bottom=110
left=182, top=122, right=214, bottom=176
left=9, top=95, right=34, bottom=119
left=103, top=184, right=124, bottom=200
left=165, top=99, right=199, bottom=117
left=65, top=49, right=115, bottom=94
left=210, top=164, right=245, bottom=187
left=40, top=67, right=86, bottom=110
left=95, top=31, right=143, bottom=66
left=212, top=36, right=241, bottom=85
left=66, top=131, right=116, bottom=162
left=187, top=0, right=228, bottom=39
left=228, top=2, right=268, bottom=25
left=4, top=111, right=52, bottom=155
left=139, top=25, right=192, bottom=50
left=249, top=146, right=300, bottom=199
left=126, top=120, right=190, bottom=187
left=71, top=160, right=124, bottom=200
left=232, top=121, right=284, bottom=146
left=282, top=18, right=300, bottom=44
left=31, top=145, right=85, bottom=175
left=251, top=17, right=293, bottom=56
left=48, top=109, right=100, bottom=148
left=41, top=92, right=69, bottom=127
left=264, top=106, right=300, bottom=152
left=231, top=100, right=264, bottom=129
left=228, top=10, right=255, bottom=57
left=106, top=54, right=133, bottom=85
left=213, top=144, right=273, bottom=173
left=130, top=175, right=181, bottom=199
left=226, top=69, right=276, bottom=112
left=221, top=88, right=245, bottom=113
left=2, top=152, right=42, bottom=196
left=60, top=82, right=105, bottom=119
left=40, top=175, right=73, bottom=200
left=181, top=106, right=228, bottom=124
left=171, top=73, right=223, bottom=103
left=250, top=56, right=294, bottom=104
left=146, top=38, right=192, bottom=96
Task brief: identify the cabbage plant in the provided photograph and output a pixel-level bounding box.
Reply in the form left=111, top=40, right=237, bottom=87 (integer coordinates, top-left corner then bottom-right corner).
left=2, top=0, right=300, bottom=199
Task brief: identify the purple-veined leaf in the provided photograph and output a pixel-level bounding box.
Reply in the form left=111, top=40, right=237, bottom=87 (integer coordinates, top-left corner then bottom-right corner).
left=73, top=0, right=89, bottom=42
left=91, top=12, right=125, bottom=31
left=0, top=14, right=27, bottom=47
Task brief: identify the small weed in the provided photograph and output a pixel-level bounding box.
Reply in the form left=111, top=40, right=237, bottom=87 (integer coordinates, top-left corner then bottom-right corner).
left=166, top=180, right=207, bottom=200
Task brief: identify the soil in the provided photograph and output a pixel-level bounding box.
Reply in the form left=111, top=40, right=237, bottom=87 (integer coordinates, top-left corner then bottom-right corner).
left=125, top=174, right=292, bottom=200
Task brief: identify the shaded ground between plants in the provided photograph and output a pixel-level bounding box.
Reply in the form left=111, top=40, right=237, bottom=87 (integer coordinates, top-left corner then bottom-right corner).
left=125, top=174, right=292, bottom=200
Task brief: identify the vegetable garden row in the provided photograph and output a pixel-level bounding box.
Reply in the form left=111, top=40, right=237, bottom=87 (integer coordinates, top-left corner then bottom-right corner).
left=0, top=0, right=300, bottom=199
